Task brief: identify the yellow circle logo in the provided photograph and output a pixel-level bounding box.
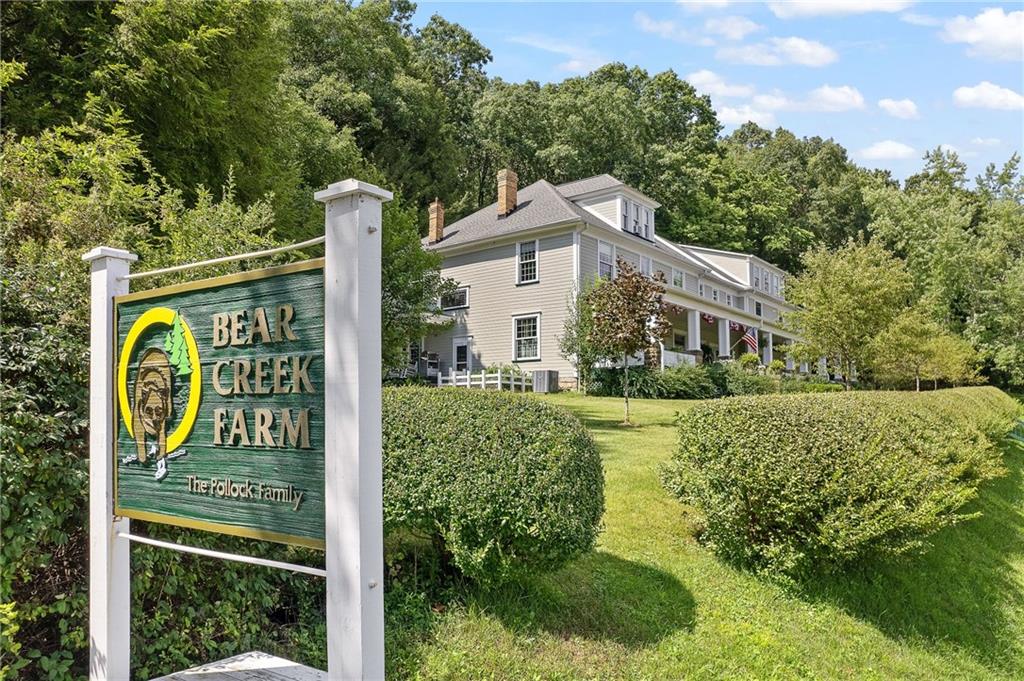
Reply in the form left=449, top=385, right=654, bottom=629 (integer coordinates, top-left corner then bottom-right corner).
left=117, top=307, right=202, bottom=454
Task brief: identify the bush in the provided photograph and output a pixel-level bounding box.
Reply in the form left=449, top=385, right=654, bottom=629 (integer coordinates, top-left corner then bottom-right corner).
left=722, top=362, right=776, bottom=396
left=382, top=387, right=605, bottom=584
left=661, top=364, right=719, bottom=399
left=779, top=376, right=844, bottom=393
left=588, top=366, right=666, bottom=398
left=661, top=387, right=1021, bottom=578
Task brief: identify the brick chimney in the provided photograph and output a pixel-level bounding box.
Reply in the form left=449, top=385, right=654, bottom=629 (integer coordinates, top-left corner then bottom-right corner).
left=428, top=198, right=444, bottom=243
left=497, top=168, right=518, bottom=217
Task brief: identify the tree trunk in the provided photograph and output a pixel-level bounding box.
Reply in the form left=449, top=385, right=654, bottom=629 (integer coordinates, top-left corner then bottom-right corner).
left=623, top=353, right=630, bottom=424
left=915, top=371, right=920, bottom=392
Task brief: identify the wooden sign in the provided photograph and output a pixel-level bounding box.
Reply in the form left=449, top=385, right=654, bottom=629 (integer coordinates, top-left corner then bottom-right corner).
left=113, top=260, right=326, bottom=547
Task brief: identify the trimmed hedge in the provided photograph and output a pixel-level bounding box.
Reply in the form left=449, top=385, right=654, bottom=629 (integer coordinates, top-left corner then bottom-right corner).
left=661, top=387, right=1022, bottom=578
left=382, top=387, right=605, bottom=584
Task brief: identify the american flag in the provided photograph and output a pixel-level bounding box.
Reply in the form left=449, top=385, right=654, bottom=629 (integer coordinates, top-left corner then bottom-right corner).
left=701, top=312, right=716, bottom=324
left=742, top=325, right=759, bottom=352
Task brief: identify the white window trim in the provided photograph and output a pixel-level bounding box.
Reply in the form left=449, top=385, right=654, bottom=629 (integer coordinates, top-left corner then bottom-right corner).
left=512, top=313, right=542, bottom=362
left=440, top=285, right=469, bottom=310
left=516, top=239, right=539, bottom=285
left=671, top=268, right=684, bottom=289
left=452, top=336, right=473, bottom=373
left=598, top=239, right=615, bottom=280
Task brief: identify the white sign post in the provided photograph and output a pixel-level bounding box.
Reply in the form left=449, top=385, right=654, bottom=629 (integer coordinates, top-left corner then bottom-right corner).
left=85, top=178, right=391, bottom=680
left=83, top=247, right=137, bottom=681
left=317, top=180, right=392, bottom=680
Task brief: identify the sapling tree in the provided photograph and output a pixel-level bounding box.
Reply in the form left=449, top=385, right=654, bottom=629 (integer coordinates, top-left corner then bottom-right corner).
left=586, top=258, right=671, bottom=424
left=559, top=279, right=607, bottom=394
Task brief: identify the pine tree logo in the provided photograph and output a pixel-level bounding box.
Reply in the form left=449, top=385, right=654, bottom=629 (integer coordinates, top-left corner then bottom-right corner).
left=163, top=312, right=193, bottom=376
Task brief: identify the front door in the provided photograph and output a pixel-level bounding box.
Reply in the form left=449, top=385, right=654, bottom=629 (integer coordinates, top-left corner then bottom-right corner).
left=453, top=337, right=472, bottom=373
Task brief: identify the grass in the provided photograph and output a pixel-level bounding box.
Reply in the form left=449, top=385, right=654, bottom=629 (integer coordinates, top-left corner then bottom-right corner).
left=383, top=393, right=1024, bottom=680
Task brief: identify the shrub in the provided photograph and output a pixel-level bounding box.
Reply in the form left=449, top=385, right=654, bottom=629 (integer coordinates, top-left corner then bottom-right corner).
left=738, top=353, right=761, bottom=371
left=382, top=387, right=605, bottom=584
left=779, top=376, right=844, bottom=393
left=661, top=364, right=718, bottom=400
left=722, top=362, right=776, bottom=396
left=588, top=366, right=666, bottom=398
left=661, top=387, right=1021, bottom=578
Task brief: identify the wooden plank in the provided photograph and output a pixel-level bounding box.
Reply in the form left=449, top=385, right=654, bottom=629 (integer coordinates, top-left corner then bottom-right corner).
left=151, top=651, right=325, bottom=681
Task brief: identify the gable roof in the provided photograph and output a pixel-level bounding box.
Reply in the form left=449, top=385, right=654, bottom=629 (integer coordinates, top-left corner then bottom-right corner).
left=555, top=174, right=623, bottom=198
left=424, top=179, right=603, bottom=249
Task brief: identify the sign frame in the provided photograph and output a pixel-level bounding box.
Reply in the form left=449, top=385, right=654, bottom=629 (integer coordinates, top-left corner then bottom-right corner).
left=111, top=258, right=327, bottom=549
left=85, top=178, right=392, bottom=681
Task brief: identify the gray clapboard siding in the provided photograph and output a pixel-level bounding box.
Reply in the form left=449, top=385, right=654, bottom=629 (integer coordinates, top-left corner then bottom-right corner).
left=429, top=231, right=577, bottom=376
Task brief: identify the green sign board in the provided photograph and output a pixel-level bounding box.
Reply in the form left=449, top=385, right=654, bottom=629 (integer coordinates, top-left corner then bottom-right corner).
left=114, top=260, right=325, bottom=547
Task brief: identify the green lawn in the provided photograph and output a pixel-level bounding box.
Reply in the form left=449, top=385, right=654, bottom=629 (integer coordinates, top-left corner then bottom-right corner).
left=387, top=393, right=1024, bottom=680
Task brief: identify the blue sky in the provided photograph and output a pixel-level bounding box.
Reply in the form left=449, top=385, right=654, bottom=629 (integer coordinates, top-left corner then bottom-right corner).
left=414, top=1, right=1024, bottom=180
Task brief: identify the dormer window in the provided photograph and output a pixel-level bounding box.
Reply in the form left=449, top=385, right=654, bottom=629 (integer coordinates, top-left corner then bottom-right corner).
left=621, top=198, right=653, bottom=240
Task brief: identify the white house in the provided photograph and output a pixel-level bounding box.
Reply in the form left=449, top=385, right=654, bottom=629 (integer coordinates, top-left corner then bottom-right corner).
left=418, top=170, right=808, bottom=387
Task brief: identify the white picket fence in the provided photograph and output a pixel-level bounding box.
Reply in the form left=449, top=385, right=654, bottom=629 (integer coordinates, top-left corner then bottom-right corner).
left=437, top=369, right=533, bottom=392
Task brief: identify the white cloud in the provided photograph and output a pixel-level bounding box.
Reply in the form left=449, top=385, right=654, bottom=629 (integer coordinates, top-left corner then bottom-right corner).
left=807, top=85, right=865, bottom=111
left=859, top=140, right=917, bottom=160
left=704, top=16, right=763, bottom=41
left=878, top=98, right=919, bottom=119
left=953, top=81, right=1024, bottom=110
left=634, top=11, right=712, bottom=45
left=717, top=36, right=837, bottom=66
left=508, top=35, right=608, bottom=74
left=768, top=1, right=914, bottom=19
left=900, top=12, right=940, bottom=27
left=686, top=69, right=755, bottom=98
left=678, top=0, right=733, bottom=12
left=751, top=85, right=864, bottom=112
left=942, top=8, right=1024, bottom=61
left=971, top=137, right=1001, bottom=147
left=718, top=104, right=776, bottom=127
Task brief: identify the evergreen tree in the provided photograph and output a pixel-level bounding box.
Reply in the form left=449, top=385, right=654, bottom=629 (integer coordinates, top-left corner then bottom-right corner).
left=163, top=313, right=191, bottom=376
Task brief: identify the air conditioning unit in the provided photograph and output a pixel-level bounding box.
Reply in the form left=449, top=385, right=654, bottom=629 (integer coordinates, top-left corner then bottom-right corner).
left=532, top=370, right=559, bottom=393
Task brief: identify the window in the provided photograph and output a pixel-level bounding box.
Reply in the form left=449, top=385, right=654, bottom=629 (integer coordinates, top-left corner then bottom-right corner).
left=453, top=338, right=471, bottom=372
left=598, top=240, right=614, bottom=280
left=440, top=286, right=469, bottom=310
left=755, top=301, right=763, bottom=317
left=698, top=282, right=705, bottom=297
left=672, top=268, right=684, bottom=288
left=712, top=288, right=719, bottom=302
left=726, top=293, right=733, bottom=306
left=517, top=240, right=538, bottom=284
left=673, top=331, right=686, bottom=349
left=640, top=256, right=652, bottom=277
left=772, top=274, right=780, bottom=297
left=514, top=314, right=540, bottom=361
left=621, top=198, right=630, bottom=231
left=633, top=203, right=641, bottom=234
left=643, top=208, right=652, bottom=239
left=753, top=266, right=760, bottom=289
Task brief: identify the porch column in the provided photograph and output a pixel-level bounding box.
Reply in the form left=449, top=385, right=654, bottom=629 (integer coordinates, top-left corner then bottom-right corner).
left=717, top=317, right=731, bottom=359
left=818, top=357, right=828, bottom=376
left=686, top=309, right=701, bottom=352
left=762, top=331, right=774, bottom=365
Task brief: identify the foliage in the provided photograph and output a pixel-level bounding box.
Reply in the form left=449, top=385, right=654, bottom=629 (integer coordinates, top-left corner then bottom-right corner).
left=589, top=366, right=667, bottom=399
left=737, top=352, right=760, bottom=371
left=382, top=387, right=604, bottom=584
left=585, top=259, right=671, bottom=422
left=661, top=387, right=1021, bottom=579
left=870, top=307, right=979, bottom=390
left=779, top=376, right=844, bottom=393
left=785, top=239, right=913, bottom=388
left=558, top=281, right=606, bottom=394
left=660, top=364, right=719, bottom=400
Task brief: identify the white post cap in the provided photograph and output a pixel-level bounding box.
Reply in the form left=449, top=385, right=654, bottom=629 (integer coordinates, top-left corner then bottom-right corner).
left=82, top=247, right=138, bottom=263
left=314, top=179, right=393, bottom=204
